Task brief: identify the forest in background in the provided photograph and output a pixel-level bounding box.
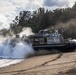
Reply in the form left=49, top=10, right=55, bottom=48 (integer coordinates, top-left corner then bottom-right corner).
left=1, top=2, right=76, bottom=39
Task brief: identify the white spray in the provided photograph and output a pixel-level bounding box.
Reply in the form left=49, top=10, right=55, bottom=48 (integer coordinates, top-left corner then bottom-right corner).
left=0, top=27, right=34, bottom=67
left=19, top=27, right=34, bottom=37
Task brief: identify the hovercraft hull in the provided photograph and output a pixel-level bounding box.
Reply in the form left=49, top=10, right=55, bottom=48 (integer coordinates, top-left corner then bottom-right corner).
left=33, top=42, right=76, bottom=52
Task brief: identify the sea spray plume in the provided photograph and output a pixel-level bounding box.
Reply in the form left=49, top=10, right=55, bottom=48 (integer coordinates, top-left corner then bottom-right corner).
left=0, top=43, right=5, bottom=57
left=0, top=35, right=9, bottom=58
left=0, top=27, right=35, bottom=59
left=0, top=35, right=7, bottom=43
left=11, top=42, right=34, bottom=59
left=0, top=36, right=34, bottom=59
left=19, top=27, right=34, bottom=37
left=0, top=27, right=35, bottom=67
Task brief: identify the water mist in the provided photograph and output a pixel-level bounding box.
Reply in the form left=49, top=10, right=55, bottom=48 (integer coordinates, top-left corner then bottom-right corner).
left=0, top=27, right=34, bottom=67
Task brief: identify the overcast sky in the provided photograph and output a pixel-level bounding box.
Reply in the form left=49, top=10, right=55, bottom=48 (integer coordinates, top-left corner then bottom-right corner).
left=0, top=0, right=76, bottom=29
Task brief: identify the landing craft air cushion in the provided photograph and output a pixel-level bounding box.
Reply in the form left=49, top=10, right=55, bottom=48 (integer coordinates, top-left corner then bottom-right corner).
left=28, top=30, right=76, bottom=52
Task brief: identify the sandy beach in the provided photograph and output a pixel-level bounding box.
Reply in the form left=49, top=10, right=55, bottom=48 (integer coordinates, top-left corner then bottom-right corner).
left=0, top=51, right=76, bottom=75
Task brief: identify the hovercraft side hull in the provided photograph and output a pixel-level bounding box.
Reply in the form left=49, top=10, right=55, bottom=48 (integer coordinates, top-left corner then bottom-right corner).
left=33, top=42, right=76, bottom=52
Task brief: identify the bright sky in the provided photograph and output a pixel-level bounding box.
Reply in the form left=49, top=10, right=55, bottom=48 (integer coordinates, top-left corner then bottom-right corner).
left=0, top=0, right=76, bottom=29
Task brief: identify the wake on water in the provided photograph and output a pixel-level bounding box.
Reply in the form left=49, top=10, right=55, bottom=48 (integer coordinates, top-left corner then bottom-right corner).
left=0, top=36, right=34, bottom=67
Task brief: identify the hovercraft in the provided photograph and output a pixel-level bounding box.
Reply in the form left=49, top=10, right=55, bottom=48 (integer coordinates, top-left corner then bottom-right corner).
left=28, top=30, right=76, bottom=52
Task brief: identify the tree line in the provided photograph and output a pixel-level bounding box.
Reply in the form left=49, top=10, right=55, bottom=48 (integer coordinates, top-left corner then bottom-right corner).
left=1, top=2, right=76, bottom=38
